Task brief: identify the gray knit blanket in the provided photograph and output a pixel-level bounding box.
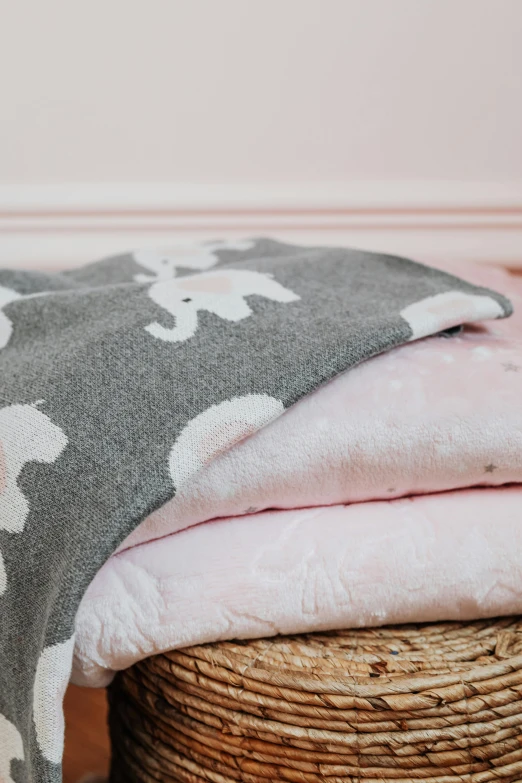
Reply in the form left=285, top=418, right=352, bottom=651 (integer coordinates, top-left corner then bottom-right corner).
left=0, top=239, right=512, bottom=782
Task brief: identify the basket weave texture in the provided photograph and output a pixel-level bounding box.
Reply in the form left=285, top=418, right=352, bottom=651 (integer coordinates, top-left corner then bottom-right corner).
left=108, top=617, right=522, bottom=782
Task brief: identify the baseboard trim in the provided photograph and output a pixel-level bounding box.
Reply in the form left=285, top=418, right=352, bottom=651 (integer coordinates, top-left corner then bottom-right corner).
left=1, top=182, right=521, bottom=268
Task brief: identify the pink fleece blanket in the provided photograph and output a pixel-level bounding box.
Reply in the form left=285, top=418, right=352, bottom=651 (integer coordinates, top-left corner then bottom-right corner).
left=74, top=487, right=522, bottom=687
left=73, top=264, right=522, bottom=687
left=118, top=263, right=522, bottom=553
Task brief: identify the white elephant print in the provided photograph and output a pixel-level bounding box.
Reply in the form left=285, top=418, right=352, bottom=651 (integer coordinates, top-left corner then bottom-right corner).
left=33, top=636, right=75, bottom=764
left=169, top=395, right=285, bottom=489
left=0, top=284, right=21, bottom=350
left=133, top=239, right=255, bottom=282
left=146, top=269, right=299, bottom=343
left=0, top=714, right=24, bottom=783
left=0, top=403, right=68, bottom=595
left=401, top=291, right=505, bottom=341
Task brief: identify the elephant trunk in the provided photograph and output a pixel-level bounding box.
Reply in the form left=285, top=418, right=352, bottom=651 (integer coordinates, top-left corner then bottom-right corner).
left=145, top=308, right=198, bottom=343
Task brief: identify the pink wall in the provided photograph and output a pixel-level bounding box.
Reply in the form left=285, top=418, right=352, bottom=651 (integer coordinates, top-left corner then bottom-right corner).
left=1, top=0, right=521, bottom=185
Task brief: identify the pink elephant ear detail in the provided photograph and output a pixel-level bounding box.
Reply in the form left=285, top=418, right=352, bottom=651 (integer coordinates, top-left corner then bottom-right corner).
left=0, top=440, right=6, bottom=495
left=177, top=274, right=234, bottom=294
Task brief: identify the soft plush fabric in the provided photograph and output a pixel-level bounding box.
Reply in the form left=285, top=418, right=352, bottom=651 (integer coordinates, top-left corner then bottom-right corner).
left=71, top=264, right=522, bottom=690
left=119, top=262, right=522, bottom=554
left=2, top=239, right=510, bottom=783
left=74, top=486, right=522, bottom=687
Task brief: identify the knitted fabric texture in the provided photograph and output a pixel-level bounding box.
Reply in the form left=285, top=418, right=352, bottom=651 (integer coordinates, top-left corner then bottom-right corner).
left=0, top=238, right=512, bottom=782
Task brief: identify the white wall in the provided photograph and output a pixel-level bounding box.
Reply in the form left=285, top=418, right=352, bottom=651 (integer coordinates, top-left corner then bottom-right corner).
left=0, top=0, right=521, bottom=266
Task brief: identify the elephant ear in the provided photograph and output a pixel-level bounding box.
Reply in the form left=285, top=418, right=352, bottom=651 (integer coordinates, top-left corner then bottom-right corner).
left=176, top=273, right=234, bottom=294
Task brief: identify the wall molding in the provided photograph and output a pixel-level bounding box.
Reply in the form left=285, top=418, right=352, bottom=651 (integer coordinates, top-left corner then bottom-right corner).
left=1, top=182, right=521, bottom=268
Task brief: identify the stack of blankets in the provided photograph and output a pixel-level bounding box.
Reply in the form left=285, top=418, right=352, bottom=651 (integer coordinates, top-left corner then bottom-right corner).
left=0, top=238, right=520, bottom=783
left=73, top=248, right=522, bottom=687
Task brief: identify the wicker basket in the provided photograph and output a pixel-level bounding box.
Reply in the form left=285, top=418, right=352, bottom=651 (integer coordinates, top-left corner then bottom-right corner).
left=108, top=617, right=522, bottom=782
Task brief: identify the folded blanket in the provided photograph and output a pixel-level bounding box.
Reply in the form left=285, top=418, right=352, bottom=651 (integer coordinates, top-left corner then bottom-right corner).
left=0, top=239, right=513, bottom=783
left=73, top=263, right=522, bottom=688
left=73, top=486, right=522, bottom=688
left=119, top=262, right=522, bottom=553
